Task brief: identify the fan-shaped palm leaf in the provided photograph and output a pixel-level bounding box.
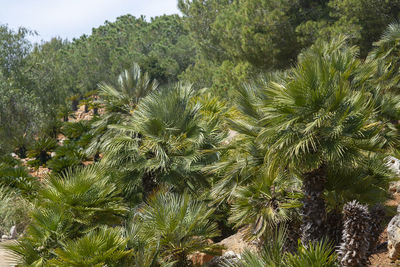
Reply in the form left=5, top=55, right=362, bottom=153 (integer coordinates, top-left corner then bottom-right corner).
left=130, top=188, right=221, bottom=265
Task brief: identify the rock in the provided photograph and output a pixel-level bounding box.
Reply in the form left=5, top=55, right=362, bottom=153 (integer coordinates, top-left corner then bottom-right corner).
left=217, top=227, right=257, bottom=254
left=205, top=251, right=241, bottom=266
left=387, top=206, right=400, bottom=260
left=387, top=156, right=400, bottom=175
left=9, top=226, right=17, bottom=239
left=222, top=130, right=238, bottom=145
left=389, top=182, right=400, bottom=193
left=190, top=228, right=254, bottom=266
left=191, top=252, right=215, bottom=266
left=30, top=166, right=50, bottom=179
left=386, top=157, right=400, bottom=192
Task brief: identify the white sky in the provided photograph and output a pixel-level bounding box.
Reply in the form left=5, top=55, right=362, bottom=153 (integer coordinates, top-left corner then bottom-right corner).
left=0, top=0, right=180, bottom=43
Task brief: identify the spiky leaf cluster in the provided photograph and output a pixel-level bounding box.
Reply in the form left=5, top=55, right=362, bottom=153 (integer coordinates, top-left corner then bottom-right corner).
left=102, top=83, right=226, bottom=198
left=86, top=63, right=159, bottom=158
left=5, top=165, right=127, bottom=265
left=130, top=188, right=221, bottom=265
left=229, top=172, right=301, bottom=241
left=48, top=227, right=131, bottom=266
left=261, top=37, right=382, bottom=172
left=27, top=137, right=57, bottom=167
left=225, top=228, right=337, bottom=267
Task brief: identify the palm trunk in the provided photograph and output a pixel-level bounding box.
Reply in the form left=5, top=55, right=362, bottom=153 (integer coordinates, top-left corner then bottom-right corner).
left=16, top=145, right=27, bottom=159
left=38, top=151, right=49, bottom=165
left=281, top=219, right=301, bottom=253
left=94, top=152, right=100, bottom=162
left=326, top=209, right=343, bottom=247
left=142, top=172, right=157, bottom=200
left=338, top=200, right=371, bottom=267
left=368, top=204, right=385, bottom=256
left=71, top=99, right=78, bottom=111
left=176, top=252, right=192, bottom=267
left=300, top=165, right=327, bottom=245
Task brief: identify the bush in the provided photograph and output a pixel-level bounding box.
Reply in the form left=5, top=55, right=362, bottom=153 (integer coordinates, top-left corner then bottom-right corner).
left=0, top=190, right=31, bottom=236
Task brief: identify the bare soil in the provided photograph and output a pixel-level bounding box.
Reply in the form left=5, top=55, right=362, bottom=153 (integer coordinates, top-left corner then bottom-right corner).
left=369, top=193, right=400, bottom=266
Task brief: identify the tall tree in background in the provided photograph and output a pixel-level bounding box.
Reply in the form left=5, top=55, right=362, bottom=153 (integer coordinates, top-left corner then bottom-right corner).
left=329, top=0, right=400, bottom=57
left=0, top=25, right=32, bottom=81
left=24, top=38, right=73, bottom=115
left=179, top=0, right=400, bottom=95
left=64, top=14, right=195, bottom=93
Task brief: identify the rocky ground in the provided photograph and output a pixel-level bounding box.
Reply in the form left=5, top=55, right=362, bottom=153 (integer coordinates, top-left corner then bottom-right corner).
left=369, top=192, right=400, bottom=266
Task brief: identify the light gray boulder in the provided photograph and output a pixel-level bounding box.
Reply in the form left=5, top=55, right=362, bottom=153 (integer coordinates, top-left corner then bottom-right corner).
left=1, top=226, right=18, bottom=242
left=9, top=226, right=17, bottom=239
left=388, top=206, right=400, bottom=259
left=387, top=157, right=400, bottom=192
left=387, top=156, right=400, bottom=175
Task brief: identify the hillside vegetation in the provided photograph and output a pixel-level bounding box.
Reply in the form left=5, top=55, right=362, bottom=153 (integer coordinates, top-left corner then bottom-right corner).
left=1, top=0, right=400, bottom=266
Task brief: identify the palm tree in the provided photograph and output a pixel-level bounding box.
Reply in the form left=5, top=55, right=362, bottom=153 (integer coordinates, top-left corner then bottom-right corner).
left=86, top=63, right=159, bottom=158
left=39, top=165, right=127, bottom=226
left=367, top=23, right=400, bottom=93
left=207, top=73, right=290, bottom=201
left=5, top=165, right=127, bottom=265
left=205, top=76, right=303, bottom=243
left=5, top=205, right=76, bottom=265
left=363, top=23, right=400, bottom=147
left=126, top=223, right=176, bottom=267
left=47, top=120, right=93, bottom=174
left=257, top=36, right=384, bottom=244
left=27, top=136, right=57, bottom=167
left=323, top=155, right=394, bottom=245
left=101, top=83, right=226, bottom=200
left=57, top=103, right=74, bottom=122
left=0, top=157, right=39, bottom=198
left=228, top=172, right=301, bottom=242
left=98, top=62, right=159, bottom=114
left=61, top=121, right=91, bottom=140
left=225, top=228, right=337, bottom=267
left=49, top=227, right=132, bottom=266
left=47, top=141, right=86, bottom=174
left=129, top=188, right=221, bottom=266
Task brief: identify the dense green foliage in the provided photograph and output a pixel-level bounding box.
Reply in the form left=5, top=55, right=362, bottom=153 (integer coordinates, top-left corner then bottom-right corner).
left=0, top=14, right=195, bottom=153
left=2, top=1, right=400, bottom=266
left=178, top=0, right=400, bottom=95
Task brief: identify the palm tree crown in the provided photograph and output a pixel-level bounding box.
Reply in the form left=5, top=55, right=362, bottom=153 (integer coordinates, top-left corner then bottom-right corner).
left=102, top=83, right=226, bottom=199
